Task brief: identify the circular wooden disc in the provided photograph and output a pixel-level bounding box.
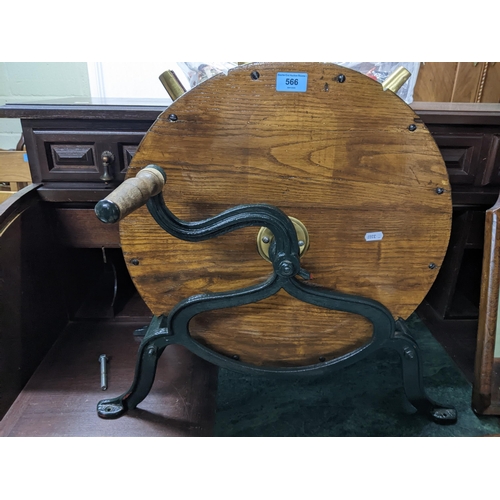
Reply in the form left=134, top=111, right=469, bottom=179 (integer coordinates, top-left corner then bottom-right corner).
left=121, top=62, right=451, bottom=367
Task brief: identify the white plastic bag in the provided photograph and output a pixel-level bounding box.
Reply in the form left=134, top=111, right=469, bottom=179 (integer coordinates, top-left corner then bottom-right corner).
left=177, top=62, right=238, bottom=89
left=177, top=62, right=421, bottom=103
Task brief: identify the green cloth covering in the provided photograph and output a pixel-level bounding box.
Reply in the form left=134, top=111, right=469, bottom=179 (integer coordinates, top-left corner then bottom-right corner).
left=214, top=314, right=500, bottom=436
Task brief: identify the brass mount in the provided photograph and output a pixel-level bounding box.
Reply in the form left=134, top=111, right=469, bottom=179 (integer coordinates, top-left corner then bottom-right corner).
left=257, top=216, right=310, bottom=263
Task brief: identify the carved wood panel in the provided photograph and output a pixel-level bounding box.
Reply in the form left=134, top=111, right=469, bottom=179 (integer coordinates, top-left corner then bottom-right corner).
left=32, top=130, right=144, bottom=183
left=481, top=135, right=500, bottom=186
left=432, top=134, right=485, bottom=185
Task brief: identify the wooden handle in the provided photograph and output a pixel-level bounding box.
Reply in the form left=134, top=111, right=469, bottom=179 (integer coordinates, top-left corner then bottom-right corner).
left=95, top=165, right=166, bottom=223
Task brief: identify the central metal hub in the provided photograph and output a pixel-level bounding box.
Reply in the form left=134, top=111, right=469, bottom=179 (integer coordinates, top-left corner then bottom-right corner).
left=257, top=216, right=310, bottom=262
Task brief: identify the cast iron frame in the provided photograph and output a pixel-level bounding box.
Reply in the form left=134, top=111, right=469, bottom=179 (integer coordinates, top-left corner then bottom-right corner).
left=96, top=165, right=457, bottom=425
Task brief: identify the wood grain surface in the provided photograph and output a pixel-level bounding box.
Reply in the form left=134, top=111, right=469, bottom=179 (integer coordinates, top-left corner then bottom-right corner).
left=120, top=62, right=452, bottom=366
left=413, top=63, right=500, bottom=104
left=0, top=322, right=218, bottom=436
left=0, top=151, right=31, bottom=182
left=451, top=62, right=485, bottom=102
left=473, top=193, right=500, bottom=414
left=413, top=63, right=459, bottom=102
left=0, top=151, right=31, bottom=202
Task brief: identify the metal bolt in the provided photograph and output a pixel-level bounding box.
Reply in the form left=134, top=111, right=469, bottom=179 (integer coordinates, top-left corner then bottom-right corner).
left=435, top=187, right=444, bottom=195
left=147, top=347, right=156, bottom=356
left=278, top=260, right=294, bottom=276
left=298, top=240, right=305, bottom=247
left=319, top=356, right=326, bottom=362
left=131, top=258, right=140, bottom=266
left=99, top=354, right=108, bottom=391
left=250, top=71, right=260, bottom=80
left=168, top=114, right=178, bottom=122
left=429, top=263, right=437, bottom=269
left=403, top=347, right=414, bottom=359
left=232, top=354, right=240, bottom=361
left=337, top=74, right=346, bottom=83
left=408, top=124, right=417, bottom=132
left=262, top=236, right=270, bottom=244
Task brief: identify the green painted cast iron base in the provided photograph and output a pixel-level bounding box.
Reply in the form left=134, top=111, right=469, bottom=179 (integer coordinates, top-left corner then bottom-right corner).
left=96, top=281, right=457, bottom=425
left=95, top=165, right=457, bottom=425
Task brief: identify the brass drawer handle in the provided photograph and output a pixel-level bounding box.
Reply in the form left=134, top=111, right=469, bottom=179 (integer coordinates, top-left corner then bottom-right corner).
left=100, top=150, right=114, bottom=183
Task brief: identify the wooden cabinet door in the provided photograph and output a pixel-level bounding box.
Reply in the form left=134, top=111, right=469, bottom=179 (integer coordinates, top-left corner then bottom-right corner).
left=0, top=187, right=68, bottom=419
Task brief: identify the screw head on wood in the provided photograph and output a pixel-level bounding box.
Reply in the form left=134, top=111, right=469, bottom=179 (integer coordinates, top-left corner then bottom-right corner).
left=168, top=114, right=178, bottom=122
left=429, top=263, right=437, bottom=269
left=337, top=74, right=346, bottom=83
left=131, top=258, right=140, bottom=266
left=250, top=71, right=260, bottom=80
left=408, top=124, right=417, bottom=131
left=435, top=187, right=445, bottom=194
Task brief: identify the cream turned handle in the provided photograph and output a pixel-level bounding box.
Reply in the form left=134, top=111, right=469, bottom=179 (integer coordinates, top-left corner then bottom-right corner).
left=95, top=165, right=166, bottom=223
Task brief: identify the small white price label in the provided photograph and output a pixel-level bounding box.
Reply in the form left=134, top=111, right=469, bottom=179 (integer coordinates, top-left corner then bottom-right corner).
left=365, top=231, right=384, bottom=242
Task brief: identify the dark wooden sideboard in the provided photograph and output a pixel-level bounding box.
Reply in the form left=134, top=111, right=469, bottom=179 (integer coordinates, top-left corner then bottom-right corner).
left=411, top=102, right=500, bottom=380
left=2, top=99, right=500, bottom=430
left=0, top=99, right=222, bottom=433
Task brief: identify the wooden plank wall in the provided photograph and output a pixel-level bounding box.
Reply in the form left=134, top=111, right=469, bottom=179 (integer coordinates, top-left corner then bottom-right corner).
left=414, top=62, right=500, bottom=103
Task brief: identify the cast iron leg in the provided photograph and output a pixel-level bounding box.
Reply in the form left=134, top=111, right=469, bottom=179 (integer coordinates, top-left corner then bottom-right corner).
left=388, top=319, right=457, bottom=424
left=97, top=316, right=170, bottom=419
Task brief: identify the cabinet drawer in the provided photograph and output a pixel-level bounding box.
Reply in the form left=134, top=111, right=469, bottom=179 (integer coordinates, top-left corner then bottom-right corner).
left=32, top=130, right=144, bottom=183
left=432, top=133, right=485, bottom=185
left=481, top=135, right=500, bottom=186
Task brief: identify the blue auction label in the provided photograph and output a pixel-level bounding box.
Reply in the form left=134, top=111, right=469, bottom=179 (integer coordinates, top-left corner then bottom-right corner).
left=276, top=72, right=308, bottom=92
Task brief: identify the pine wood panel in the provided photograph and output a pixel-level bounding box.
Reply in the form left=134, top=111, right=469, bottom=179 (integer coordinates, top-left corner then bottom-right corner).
left=481, top=63, right=500, bottom=103
left=0, top=151, right=31, bottom=182
left=451, top=63, right=484, bottom=102
left=120, top=62, right=452, bottom=366
left=0, top=192, right=12, bottom=203
left=414, top=63, right=500, bottom=103
left=413, top=63, right=458, bottom=102
left=0, top=151, right=32, bottom=203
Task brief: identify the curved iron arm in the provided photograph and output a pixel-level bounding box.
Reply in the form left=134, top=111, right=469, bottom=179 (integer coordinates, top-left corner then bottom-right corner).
left=146, top=189, right=303, bottom=277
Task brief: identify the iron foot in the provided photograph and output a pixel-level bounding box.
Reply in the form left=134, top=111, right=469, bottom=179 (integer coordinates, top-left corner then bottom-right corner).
left=391, top=319, right=457, bottom=425
left=430, top=406, right=457, bottom=424
left=96, top=316, right=170, bottom=419
left=97, top=398, right=127, bottom=419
